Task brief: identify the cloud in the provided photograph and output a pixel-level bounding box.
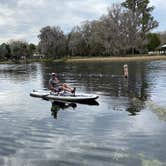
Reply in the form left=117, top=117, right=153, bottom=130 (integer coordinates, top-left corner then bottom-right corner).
left=17, top=0, right=45, bottom=7
left=150, top=0, right=166, bottom=9
left=150, top=0, right=166, bottom=32
left=0, top=0, right=165, bottom=44
left=0, top=0, right=112, bottom=44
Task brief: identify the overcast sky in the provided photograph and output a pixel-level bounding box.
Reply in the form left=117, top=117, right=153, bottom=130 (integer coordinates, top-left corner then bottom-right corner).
left=0, top=0, right=165, bottom=44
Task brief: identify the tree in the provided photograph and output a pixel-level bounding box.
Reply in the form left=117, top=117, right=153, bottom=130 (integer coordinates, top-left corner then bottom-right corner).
left=87, top=20, right=105, bottom=56
left=121, top=0, right=158, bottom=53
left=68, top=26, right=85, bottom=56
left=100, top=4, right=142, bottom=55
left=68, top=21, right=105, bottom=57
left=38, top=26, right=66, bottom=58
left=147, top=33, right=161, bottom=51
left=9, top=40, right=29, bottom=60
left=28, top=43, right=36, bottom=58
left=158, top=31, right=166, bottom=44
left=0, top=43, right=11, bottom=60
left=122, top=0, right=158, bottom=35
left=101, top=4, right=129, bottom=56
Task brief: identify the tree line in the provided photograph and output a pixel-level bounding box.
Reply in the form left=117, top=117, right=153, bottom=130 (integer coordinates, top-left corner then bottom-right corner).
left=0, top=40, right=36, bottom=61
left=0, top=0, right=164, bottom=61
left=38, top=0, right=160, bottom=58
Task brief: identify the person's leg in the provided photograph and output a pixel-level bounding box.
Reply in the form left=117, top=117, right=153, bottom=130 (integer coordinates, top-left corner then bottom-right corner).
left=62, top=83, right=76, bottom=93
left=63, top=83, right=73, bottom=91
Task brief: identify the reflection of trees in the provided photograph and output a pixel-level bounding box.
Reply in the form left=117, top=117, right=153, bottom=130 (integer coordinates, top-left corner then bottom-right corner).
left=0, top=63, right=40, bottom=83
left=146, top=101, right=166, bottom=121
left=126, top=97, right=146, bottom=116
left=125, top=63, right=149, bottom=115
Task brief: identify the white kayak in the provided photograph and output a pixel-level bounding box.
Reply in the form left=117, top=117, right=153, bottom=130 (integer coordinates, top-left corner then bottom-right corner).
left=30, top=89, right=50, bottom=97
left=30, top=89, right=99, bottom=102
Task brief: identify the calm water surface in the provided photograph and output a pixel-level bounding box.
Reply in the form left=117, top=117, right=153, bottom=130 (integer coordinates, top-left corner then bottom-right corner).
left=0, top=61, right=166, bottom=166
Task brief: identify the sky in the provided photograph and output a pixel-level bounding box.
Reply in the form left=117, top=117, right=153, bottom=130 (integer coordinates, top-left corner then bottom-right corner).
left=0, top=0, right=165, bottom=44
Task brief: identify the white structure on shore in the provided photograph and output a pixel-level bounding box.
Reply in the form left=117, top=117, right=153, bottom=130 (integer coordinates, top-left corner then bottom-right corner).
left=33, top=53, right=45, bottom=59
left=148, top=44, right=166, bottom=55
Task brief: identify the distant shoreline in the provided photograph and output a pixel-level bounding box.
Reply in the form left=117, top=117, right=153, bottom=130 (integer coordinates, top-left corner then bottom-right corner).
left=62, top=55, right=166, bottom=63
left=0, top=55, right=166, bottom=64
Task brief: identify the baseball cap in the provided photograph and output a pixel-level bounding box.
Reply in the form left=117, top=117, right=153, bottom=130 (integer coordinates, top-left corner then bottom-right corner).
left=51, top=73, right=57, bottom=76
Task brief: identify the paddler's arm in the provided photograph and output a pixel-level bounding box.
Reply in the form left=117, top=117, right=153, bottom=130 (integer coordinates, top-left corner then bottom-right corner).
left=48, top=79, right=56, bottom=91
left=55, top=78, right=63, bottom=86
left=48, top=83, right=55, bottom=91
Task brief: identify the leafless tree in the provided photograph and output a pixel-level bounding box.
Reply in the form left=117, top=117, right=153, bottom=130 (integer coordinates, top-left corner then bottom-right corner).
left=38, top=26, right=66, bottom=58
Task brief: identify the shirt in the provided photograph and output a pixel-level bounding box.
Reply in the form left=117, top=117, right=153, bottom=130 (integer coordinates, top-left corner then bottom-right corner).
left=49, top=78, right=60, bottom=88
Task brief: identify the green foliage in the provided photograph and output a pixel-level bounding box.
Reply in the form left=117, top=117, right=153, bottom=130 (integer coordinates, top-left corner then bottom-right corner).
left=121, top=0, right=138, bottom=11
left=122, top=0, right=158, bottom=34
left=0, top=40, right=37, bottom=61
left=0, top=43, right=12, bottom=60
left=9, top=40, right=29, bottom=60
left=147, top=33, right=161, bottom=51
left=29, top=43, right=36, bottom=50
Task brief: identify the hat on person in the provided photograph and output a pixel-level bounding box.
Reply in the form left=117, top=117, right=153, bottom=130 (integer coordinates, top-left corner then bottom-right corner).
left=51, top=73, right=57, bottom=76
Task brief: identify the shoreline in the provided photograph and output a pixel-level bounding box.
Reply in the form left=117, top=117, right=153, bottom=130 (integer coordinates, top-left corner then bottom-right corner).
left=64, top=55, right=166, bottom=63
left=0, top=55, right=166, bottom=64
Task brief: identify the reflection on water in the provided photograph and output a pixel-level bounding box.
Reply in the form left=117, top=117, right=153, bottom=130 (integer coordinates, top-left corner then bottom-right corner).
left=51, top=101, right=77, bottom=119
left=51, top=100, right=99, bottom=119
left=0, top=61, right=166, bottom=166
left=126, top=97, right=145, bottom=116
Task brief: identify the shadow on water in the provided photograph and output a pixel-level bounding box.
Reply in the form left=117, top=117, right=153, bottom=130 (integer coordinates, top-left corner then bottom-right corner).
left=76, top=100, right=99, bottom=106
left=51, top=100, right=99, bottom=119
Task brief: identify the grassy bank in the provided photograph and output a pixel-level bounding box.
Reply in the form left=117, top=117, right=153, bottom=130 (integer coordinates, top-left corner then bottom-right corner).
left=0, top=55, right=166, bottom=64
left=65, top=55, right=166, bottom=63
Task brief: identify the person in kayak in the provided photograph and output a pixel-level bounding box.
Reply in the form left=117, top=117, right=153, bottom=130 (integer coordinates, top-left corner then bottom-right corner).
left=48, top=73, right=76, bottom=94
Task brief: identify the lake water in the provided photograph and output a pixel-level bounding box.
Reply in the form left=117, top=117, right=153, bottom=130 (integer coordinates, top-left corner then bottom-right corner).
left=0, top=61, right=166, bottom=166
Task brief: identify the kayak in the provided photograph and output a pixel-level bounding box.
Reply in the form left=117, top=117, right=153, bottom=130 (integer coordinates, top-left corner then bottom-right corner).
left=30, top=89, right=99, bottom=102
left=30, top=89, right=50, bottom=97
left=45, top=93, right=99, bottom=102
